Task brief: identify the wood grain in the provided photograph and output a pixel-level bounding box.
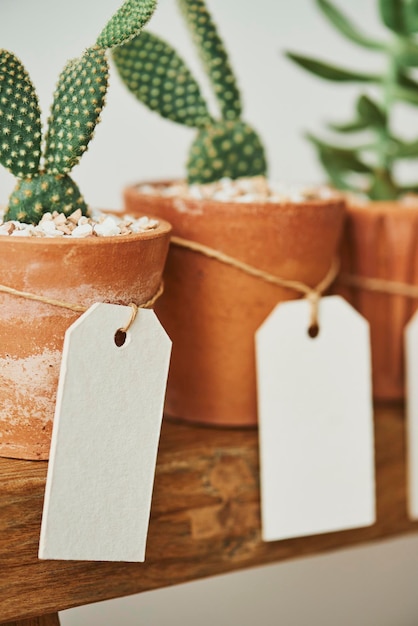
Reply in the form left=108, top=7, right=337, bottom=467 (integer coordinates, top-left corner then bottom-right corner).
left=1, top=403, right=417, bottom=623
left=3, top=614, right=60, bottom=626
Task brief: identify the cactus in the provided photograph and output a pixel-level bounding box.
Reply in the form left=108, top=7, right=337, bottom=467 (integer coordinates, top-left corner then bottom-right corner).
left=113, top=0, right=267, bottom=184
left=287, top=0, right=418, bottom=200
left=0, top=0, right=157, bottom=224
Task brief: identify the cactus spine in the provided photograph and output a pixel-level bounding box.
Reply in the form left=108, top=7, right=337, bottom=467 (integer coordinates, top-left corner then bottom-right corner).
left=0, top=0, right=157, bottom=224
left=113, top=0, right=267, bottom=184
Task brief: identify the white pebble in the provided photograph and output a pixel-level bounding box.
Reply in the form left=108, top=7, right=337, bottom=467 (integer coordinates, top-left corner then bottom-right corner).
left=72, top=223, right=93, bottom=238
left=0, top=209, right=159, bottom=238
left=93, top=216, right=121, bottom=237
left=40, top=220, right=59, bottom=235
left=139, top=177, right=339, bottom=205
left=188, top=185, right=204, bottom=200
left=212, top=191, right=232, bottom=201
left=11, top=229, right=32, bottom=237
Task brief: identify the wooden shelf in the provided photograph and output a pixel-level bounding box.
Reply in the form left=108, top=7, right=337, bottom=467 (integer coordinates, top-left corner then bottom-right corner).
left=1, top=403, right=418, bottom=623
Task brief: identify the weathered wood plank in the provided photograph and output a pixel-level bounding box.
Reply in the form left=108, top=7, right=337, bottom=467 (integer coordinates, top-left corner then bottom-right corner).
left=3, top=614, right=60, bottom=626
left=1, top=403, right=417, bottom=623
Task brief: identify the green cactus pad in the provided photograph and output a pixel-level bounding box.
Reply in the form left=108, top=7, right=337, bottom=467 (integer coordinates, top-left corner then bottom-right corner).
left=113, top=32, right=212, bottom=128
left=5, top=173, right=88, bottom=224
left=187, top=120, right=267, bottom=184
left=44, top=47, right=108, bottom=176
left=177, top=0, right=242, bottom=120
left=0, top=50, right=42, bottom=179
left=97, top=0, right=157, bottom=49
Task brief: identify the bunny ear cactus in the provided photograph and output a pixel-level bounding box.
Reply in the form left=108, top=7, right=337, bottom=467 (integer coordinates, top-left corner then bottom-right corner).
left=113, top=0, right=267, bottom=184
left=1, top=0, right=157, bottom=224
left=286, top=0, right=418, bottom=200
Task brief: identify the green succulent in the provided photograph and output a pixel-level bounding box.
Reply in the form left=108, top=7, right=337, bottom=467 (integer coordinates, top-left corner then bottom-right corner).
left=113, top=0, right=267, bottom=184
left=287, top=0, right=418, bottom=200
left=0, top=0, right=157, bottom=224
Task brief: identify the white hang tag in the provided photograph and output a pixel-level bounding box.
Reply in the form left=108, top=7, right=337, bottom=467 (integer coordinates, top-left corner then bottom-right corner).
left=256, top=295, right=375, bottom=542
left=39, top=303, right=171, bottom=562
left=405, top=312, right=418, bottom=519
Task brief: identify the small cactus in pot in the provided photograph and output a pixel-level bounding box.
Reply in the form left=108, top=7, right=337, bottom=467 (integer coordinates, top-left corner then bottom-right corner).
left=0, top=0, right=176, bottom=462
left=115, top=1, right=346, bottom=429
left=113, top=0, right=267, bottom=184
left=0, top=0, right=157, bottom=224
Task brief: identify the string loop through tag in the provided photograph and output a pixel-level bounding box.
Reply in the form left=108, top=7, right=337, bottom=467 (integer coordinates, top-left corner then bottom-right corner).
left=114, top=303, right=139, bottom=347
left=170, top=236, right=340, bottom=336
left=121, top=303, right=139, bottom=333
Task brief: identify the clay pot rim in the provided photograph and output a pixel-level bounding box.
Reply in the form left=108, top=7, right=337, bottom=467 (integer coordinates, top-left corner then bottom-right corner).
left=125, top=180, right=345, bottom=214
left=0, top=215, right=172, bottom=247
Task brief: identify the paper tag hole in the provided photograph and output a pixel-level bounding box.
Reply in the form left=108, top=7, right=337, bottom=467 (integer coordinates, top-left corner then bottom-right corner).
left=114, top=329, right=127, bottom=347
left=308, top=323, right=320, bottom=339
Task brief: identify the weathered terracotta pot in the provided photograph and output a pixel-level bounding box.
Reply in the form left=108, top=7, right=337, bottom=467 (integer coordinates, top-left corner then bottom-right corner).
left=124, top=182, right=345, bottom=427
left=0, top=218, right=171, bottom=460
left=336, top=200, right=418, bottom=400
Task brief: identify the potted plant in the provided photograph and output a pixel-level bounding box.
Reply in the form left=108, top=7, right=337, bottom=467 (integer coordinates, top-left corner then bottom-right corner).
left=113, top=0, right=345, bottom=427
left=0, top=0, right=172, bottom=461
left=286, top=0, right=418, bottom=400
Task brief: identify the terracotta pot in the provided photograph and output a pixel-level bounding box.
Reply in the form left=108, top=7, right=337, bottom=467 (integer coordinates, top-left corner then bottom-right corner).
left=336, top=200, right=418, bottom=401
left=124, top=182, right=345, bottom=427
left=0, top=218, right=171, bottom=460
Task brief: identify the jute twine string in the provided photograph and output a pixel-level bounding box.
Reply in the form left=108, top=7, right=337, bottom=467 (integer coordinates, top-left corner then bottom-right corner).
left=338, top=273, right=418, bottom=299
left=171, top=237, right=418, bottom=305
left=0, top=280, right=164, bottom=332
left=170, top=235, right=340, bottom=331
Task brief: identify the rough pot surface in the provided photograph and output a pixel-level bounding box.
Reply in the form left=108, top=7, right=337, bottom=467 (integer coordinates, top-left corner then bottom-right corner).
left=0, top=218, right=171, bottom=460
left=124, top=181, right=345, bottom=427
left=336, top=200, right=418, bottom=400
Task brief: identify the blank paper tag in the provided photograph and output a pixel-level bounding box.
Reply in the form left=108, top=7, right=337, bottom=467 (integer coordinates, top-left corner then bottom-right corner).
left=39, top=303, right=171, bottom=562
left=405, top=312, right=418, bottom=519
left=256, top=295, right=375, bottom=542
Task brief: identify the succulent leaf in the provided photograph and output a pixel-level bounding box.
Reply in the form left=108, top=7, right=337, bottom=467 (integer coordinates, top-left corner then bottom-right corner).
left=44, top=47, right=109, bottom=176
left=289, top=0, right=418, bottom=200
left=398, top=71, right=418, bottom=89
left=378, top=0, right=406, bottom=33
left=0, top=50, right=42, bottom=179
left=316, top=0, right=384, bottom=49
left=307, top=134, right=372, bottom=173
left=5, top=173, right=88, bottom=223
left=286, top=52, right=379, bottom=82
left=357, top=95, right=387, bottom=126
left=187, top=120, right=267, bottom=184
left=393, top=137, right=418, bottom=157
left=176, top=0, right=242, bottom=120
left=113, top=32, right=212, bottom=128
left=368, top=169, right=400, bottom=198
left=328, top=119, right=370, bottom=133
left=328, top=95, right=386, bottom=132
left=317, top=153, right=361, bottom=192
left=391, top=84, right=418, bottom=105
left=97, top=0, right=157, bottom=49
left=395, top=40, right=418, bottom=65
left=404, top=0, right=418, bottom=33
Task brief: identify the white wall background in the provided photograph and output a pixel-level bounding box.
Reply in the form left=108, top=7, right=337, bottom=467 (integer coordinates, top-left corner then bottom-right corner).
left=2, top=0, right=418, bottom=623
